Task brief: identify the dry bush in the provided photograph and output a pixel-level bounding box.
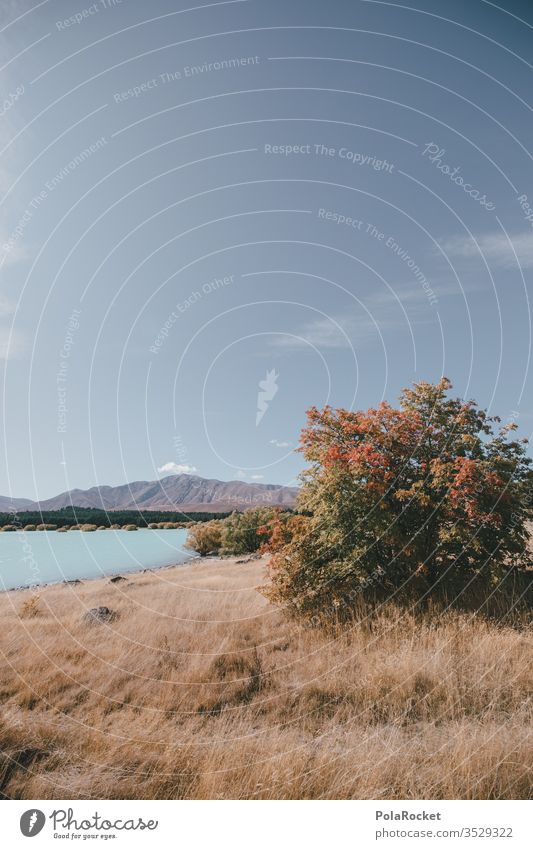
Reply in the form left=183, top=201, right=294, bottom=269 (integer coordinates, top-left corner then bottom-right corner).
left=19, top=595, right=41, bottom=619
left=0, top=558, right=531, bottom=800
left=185, top=520, right=223, bottom=555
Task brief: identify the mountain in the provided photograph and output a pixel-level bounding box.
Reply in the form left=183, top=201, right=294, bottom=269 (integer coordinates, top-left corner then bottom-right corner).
left=0, top=474, right=298, bottom=513
left=0, top=496, right=36, bottom=512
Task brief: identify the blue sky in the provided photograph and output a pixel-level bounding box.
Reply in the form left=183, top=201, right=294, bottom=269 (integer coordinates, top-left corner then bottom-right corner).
left=1, top=0, right=532, bottom=499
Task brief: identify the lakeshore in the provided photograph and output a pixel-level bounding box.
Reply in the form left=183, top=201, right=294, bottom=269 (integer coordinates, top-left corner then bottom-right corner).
left=1, top=554, right=531, bottom=800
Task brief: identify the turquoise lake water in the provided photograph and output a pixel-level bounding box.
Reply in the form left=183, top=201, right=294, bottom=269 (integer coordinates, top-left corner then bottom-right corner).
left=0, top=529, right=195, bottom=590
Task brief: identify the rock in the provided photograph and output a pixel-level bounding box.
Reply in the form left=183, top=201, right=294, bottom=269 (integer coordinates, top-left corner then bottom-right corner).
left=64, top=579, right=81, bottom=584
left=109, top=575, right=126, bottom=583
left=83, top=606, right=117, bottom=624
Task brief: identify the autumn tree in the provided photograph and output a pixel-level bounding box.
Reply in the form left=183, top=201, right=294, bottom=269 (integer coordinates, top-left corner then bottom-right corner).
left=266, top=378, right=533, bottom=618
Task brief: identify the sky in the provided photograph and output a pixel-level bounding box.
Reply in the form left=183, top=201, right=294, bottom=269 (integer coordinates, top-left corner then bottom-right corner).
left=1, top=0, right=532, bottom=499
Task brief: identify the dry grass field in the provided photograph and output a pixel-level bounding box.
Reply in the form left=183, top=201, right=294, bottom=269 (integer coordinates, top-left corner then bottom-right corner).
left=0, top=556, right=531, bottom=799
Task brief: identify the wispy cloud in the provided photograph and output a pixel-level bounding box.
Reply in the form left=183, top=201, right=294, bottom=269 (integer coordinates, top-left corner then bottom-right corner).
left=0, top=327, right=25, bottom=359
left=271, top=313, right=389, bottom=351
left=441, top=232, right=533, bottom=269
left=250, top=474, right=264, bottom=480
left=271, top=316, right=354, bottom=350
left=157, top=462, right=197, bottom=475
left=0, top=294, right=15, bottom=317
left=269, top=271, right=484, bottom=353
left=0, top=225, right=27, bottom=267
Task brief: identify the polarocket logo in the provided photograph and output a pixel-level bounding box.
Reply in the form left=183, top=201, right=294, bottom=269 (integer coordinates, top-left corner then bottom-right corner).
left=256, top=368, right=279, bottom=425
left=20, top=809, right=46, bottom=837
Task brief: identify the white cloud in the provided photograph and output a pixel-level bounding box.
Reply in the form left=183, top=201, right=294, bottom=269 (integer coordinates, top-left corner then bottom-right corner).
left=0, top=230, right=27, bottom=267
left=157, top=462, right=197, bottom=475
left=250, top=474, right=264, bottom=480
left=235, top=469, right=246, bottom=478
left=0, top=294, right=14, bottom=317
left=441, top=232, right=533, bottom=269
left=270, top=439, right=291, bottom=448
left=0, top=326, right=25, bottom=359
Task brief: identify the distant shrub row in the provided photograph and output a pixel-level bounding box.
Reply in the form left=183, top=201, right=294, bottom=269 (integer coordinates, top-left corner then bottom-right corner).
left=0, top=522, right=190, bottom=532
left=0, top=508, right=230, bottom=530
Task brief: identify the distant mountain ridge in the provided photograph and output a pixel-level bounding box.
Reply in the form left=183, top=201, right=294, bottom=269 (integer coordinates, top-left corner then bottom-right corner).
left=0, top=474, right=298, bottom=513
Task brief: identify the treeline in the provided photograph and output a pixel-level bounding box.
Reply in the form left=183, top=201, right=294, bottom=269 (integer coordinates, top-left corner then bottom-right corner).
left=0, top=507, right=230, bottom=529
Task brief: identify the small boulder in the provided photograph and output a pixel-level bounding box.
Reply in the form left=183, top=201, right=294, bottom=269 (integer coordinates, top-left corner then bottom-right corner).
left=109, top=575, right=126, bottom=583
left=83, top=606, right=117, bottom=624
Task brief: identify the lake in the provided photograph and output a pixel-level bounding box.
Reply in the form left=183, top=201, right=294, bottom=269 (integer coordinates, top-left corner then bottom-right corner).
left=0, top=529, right=195, bottom=590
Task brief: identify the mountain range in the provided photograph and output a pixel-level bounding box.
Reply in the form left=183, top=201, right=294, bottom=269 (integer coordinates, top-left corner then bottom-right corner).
left=0, top=474, right=298, bottom=513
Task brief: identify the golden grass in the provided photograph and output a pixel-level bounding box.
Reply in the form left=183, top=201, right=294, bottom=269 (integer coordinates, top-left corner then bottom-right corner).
left=0, top=557, right=531, bottom=799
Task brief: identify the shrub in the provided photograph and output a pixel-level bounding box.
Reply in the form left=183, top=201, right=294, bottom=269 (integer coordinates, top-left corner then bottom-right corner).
left=185, top=520, right=224, bottom=556
left=19, top=595, right=40, bottom=618
left=220, top=507, right=278, bottom=556
left=186, top=509, right=291, bottom=557
left=266, top=378, right=533, bottom=619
